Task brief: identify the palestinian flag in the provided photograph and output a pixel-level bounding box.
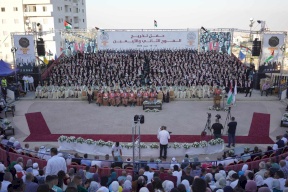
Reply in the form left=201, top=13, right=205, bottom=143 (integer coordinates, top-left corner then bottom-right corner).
left=227, top=84, right=233, bottom=105
left=154, top=20, right=157, bottom=27
left=64, top=21, right=72, bottom=29
left=265, top=50, right=274, bottom=63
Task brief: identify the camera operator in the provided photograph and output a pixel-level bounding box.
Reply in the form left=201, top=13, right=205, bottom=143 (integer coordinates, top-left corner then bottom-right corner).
left=157, top=126, right=170, bottom=160
left=211, top=115, right=223, bottom=139
left=226, top=117, right=237, bottom=148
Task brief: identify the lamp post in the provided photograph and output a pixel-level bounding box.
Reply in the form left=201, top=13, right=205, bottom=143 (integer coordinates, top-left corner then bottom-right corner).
left=11, top=47, right=18, bottom=83
left=249, top=18, right=255, bottom=65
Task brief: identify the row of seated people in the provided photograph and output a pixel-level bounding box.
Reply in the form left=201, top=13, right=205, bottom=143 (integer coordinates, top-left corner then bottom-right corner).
left=2, top=149, right=288, bottom=192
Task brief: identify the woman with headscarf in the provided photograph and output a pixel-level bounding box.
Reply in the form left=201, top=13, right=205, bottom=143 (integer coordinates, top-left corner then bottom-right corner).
left=255, top=175, right=268, bottom=189
left=233, top=175, right=247, bottom=192
left=107, top=172, right=117, bottom=187
left=92, top=173, right=100, bottom=183
left=64, top=167, right=75, bottom=186
left=13, top=141, right=22, bottom=153
left=109, top=181, right=121, bottom=192
left=126, top=175, right=132, bottom=182
left=25, top=159, right=33, bottom=170
left=122, top=180, right=132, bottom=192
left=223, top=186, right=233, bottom=192
left=272, top=179, right=282, bottom=192
left=14, top=164, right=25, bottom=179
left=181, top=180, right=190, bottom=192
left=258, top=187, right=272, bottom=192
left=7, top=137, right=15, bottom=147
left=78, top=169, right=87, bottom=185
left=163, top=180, right=174, bottom=192
left=88, top=181, right=100, bottom=192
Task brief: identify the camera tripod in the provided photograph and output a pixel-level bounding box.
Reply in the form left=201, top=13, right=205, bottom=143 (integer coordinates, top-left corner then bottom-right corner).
left=202, top=114, right=212, bottom=139
left=223, top=107, right=232, bottom=134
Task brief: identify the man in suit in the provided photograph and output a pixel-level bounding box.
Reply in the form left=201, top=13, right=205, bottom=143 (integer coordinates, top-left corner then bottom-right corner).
left=245, top=80, right=253, bottom=97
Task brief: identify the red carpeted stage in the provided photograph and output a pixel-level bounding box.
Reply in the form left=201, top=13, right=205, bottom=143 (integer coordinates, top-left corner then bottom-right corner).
left=24, top=112, right=273, bottom=144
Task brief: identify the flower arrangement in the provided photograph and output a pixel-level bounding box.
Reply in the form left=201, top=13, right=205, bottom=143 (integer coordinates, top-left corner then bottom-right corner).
left=85, top=139, right=95, bottom=145
left=182, top=143, right=191, bottom=149
left=199, top=141, right=208, bottom=148
left=76, top=137, right=85, bottom=144
left=2, top=119, right=11, bottom=126
left=191, top=142, right=200, bottom=148
left=149, top=143, right=159, bottom=149
left=66, top=136, right=76, bottom=143
left=58, top=135, right=67, bottom=142
left=57, top=136, right=224, bottom=149
left=124, top=143, right=133, bottom=149
left=172, top=142, right=181, bottom=149
left=155, top=159, right=162, bottom=163
left=136, top=142, right=147, bottom=149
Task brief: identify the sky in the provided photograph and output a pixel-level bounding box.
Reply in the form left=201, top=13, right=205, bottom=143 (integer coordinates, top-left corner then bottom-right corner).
left=86, top=0, right=288, bottom=31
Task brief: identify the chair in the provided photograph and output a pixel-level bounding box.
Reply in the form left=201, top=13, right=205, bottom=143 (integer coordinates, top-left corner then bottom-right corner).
left=71, top=162, right=79, bottom=165
left=261, top=155, right=268, bottom=159
left=269, top=153, right=275, bottom=158
left=227, top=162, right=235, bottom=166
left=245, top=159, right=252, bottom=162
left=253, top=156, right=260, bottom=161
left=5, top=105, right=15, bottom=117
left=237, top=160, right=244, bottom=164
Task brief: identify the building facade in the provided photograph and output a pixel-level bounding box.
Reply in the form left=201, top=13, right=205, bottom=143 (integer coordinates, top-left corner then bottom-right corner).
left=0, top=0, right=87, bottom=64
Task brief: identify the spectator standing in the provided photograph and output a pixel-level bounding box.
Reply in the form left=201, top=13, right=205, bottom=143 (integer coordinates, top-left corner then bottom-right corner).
left=211, top=119, right=223, bottom=139
left=22, top=75, right=29, bottom=92
left=226, top=117, right=237, bottom=148
left=157, top=126, right=170, bottom=160
left=45, top=148, right=67, bottom=177
left=28, top=75, right=35, bottom=91
left=111, top=142, right=123, bottom=162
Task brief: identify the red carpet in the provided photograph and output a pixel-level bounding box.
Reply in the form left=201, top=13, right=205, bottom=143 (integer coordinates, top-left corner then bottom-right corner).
left=24, top=112, right=274, bottom=144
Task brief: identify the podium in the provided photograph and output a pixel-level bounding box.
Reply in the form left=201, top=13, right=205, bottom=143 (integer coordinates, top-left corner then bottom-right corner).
left=213, top=95, right=222, bottom=108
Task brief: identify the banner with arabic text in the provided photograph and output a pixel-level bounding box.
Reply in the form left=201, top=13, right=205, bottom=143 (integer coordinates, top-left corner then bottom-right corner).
left=97, top=31, right=198, bottom=50
left=259, top=33, right=285, bottom=73
left=13, top=35, right=35, bottom=74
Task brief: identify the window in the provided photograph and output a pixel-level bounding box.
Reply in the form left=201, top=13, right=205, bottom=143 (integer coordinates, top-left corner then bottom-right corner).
left=82, top=9, right=84, bottom=13
left=83, top=19, right=84, bottom=23
left=70, top=19, right=72, bottom=23
left=4, top=43, right=9, bottom=47
left=13, top=7, right=18, bottom=11
left=14, top=19, right=19, bottom=24
left=58, top=18, right=61, bottom=23
left=1, top=7, right=5, bottom=12
left=69, top=8, right=71, bottom=12
left=2, top=19, right=6, bottom=24
left=43, top=6, right=47, bottom=12
left=61, top=7, right=62, bottom=10
left=57, top=7, right=60, bottom=11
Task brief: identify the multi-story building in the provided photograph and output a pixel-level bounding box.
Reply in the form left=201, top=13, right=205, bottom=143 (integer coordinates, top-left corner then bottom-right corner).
left=0, top=0, right=87, bottom=64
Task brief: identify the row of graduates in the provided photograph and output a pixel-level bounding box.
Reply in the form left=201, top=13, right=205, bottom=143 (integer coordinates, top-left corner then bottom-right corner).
left=89, top=88, right=170, bottom=106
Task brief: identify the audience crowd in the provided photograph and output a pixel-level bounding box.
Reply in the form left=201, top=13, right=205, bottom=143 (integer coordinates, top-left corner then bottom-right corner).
left=1, top=133, right=288, bottom=192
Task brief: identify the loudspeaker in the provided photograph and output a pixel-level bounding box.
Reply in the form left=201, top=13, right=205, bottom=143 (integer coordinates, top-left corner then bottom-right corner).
left=134, top=115, right=144, bottom=124
left=37, top=38, right=45, bottom=56
left=252, top=39, right=261, bottom=56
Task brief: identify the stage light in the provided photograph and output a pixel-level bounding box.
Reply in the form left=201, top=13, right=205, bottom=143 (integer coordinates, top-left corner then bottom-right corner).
left=257, top=20, right=262, bottom=24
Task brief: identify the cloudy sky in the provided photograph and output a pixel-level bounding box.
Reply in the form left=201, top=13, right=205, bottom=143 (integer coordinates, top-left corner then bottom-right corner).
left=86, top=0, right=288, bottom=31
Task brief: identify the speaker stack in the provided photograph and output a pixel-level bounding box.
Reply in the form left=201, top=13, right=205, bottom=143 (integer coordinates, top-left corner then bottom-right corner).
left=36, top=38, right=45, bottom=56
left=252, top=38, right=261, bottom=56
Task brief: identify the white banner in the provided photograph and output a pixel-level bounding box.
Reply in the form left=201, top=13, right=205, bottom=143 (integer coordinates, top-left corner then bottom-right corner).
left=97, top=31, right=198, bottom=50
left=259, top=34, right=285, bottom=73
left=13, top=35, right=35, bottom=73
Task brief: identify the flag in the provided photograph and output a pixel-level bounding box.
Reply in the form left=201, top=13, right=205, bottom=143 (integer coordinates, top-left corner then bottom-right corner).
left=64, top=21, right=72, bottom=29
left=238, top=50, right=246, bottom=60
left=154, top=20, right=157, bottom=27
left=265, top=50, right=274, bottom=63
left=44, top=57, right=49, bottom=64
left=233, top=84, right=237, bottom=104
left=227, top=84, right=233, bottom=105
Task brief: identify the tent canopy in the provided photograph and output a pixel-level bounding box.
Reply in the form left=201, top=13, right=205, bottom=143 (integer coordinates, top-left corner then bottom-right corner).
left=0, top=59, right=17, bottom=76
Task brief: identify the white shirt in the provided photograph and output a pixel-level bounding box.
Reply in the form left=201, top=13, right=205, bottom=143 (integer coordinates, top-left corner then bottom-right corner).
left=0, top=180, right=11, bottom=192
left=279, top=178, right=285, bottom=190
left=264, top=177, right=273, bottom=190
left=282, top=137, right=288, bottom=145
left=45, top=155, right=67, bottom=176
left=172, top=170, right=182, bottom=186
left=157, top=130, right=170, bottom=145
left=143, top=171, right=154, bottom=183
left=22, top=76, right=28, bottom=82
left=272, top=144, right=278, bottom=150
left=91, top=160, right=102, bottom=168
left=111, top=145, right=122, bottom=157
left=230, top=179, right=238, bottom=189
left=28, top=76, right=34, bottom=83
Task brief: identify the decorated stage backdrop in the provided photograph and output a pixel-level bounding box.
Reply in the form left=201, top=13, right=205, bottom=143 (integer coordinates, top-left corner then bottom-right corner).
left=97, top=31, right=198, bottom=50
left=259, top=33, right=286, bottom=73
left=13, top=35, right=35, bottom=74
left=199, top=32, right=232, bottom=54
